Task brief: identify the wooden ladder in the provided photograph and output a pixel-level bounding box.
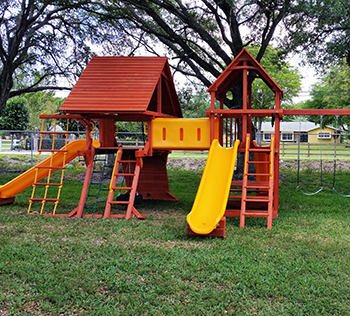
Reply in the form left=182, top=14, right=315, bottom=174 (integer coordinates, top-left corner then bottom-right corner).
left=240, top=134, right=275, bottom=229
left=28, top=116, right=69, bottom=216
left=104, top=148, right=145, bottom=219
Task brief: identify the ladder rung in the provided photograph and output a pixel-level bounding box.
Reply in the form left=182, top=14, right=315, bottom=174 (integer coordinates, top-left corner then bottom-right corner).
left=36, top=166, right=66, bottom=170
left=117, top=173, right=134, bottom=177
left=112, top=186, right=132, bottom=190
left=109, top=201, right=129, bottom=205
left=247, top=173, right=270, bottom=177
left=120, top=160, right=136, bottom=163
left=30, top=198, right=60, bottom=202
left=248, top=161, right=270, bottom=164
left=246, top=184, right=270, bottom=189
left=242, top=210, right=270, bottom=217
left=249, top=148, right=271, bottom=152
left=244, top=197, right=270, bottom=202
left=34, top=183, right=62, bottom=186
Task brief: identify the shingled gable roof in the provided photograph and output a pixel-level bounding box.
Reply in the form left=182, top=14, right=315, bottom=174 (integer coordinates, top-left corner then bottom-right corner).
left=59, top=56, right=182, bottom=118
left=207, top=48, right=283, bottom=99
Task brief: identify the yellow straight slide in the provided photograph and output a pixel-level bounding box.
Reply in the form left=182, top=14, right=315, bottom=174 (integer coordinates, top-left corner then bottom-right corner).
left=187, top=139, right=240, bottom=235
left=0, top=139, right=99, bottom=199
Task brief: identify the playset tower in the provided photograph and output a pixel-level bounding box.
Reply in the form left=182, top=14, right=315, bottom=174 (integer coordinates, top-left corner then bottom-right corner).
left=2, top=49, right=350, bottom=235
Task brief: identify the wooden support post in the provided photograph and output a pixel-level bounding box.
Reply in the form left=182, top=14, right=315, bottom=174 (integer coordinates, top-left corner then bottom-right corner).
left=75, top=147, right=95, bottom=218
left=187, top=217, right=226, bottom=238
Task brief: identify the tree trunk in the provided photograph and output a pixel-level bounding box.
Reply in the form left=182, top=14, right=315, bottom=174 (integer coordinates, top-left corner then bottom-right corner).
left=0, top=66, right=14, bottom=115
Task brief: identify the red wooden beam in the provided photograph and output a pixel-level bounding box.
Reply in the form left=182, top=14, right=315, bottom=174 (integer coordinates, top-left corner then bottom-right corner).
left=283, top=109, right=350, bottom=116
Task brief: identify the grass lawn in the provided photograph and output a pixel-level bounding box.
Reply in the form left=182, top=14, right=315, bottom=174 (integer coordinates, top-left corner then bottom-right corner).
left=1, top=158, right=350, bottom=315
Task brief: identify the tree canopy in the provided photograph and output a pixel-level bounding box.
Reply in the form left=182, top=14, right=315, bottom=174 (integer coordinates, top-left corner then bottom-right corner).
left=285, top=0, right=350, bottom=68
left=303, top=60, right=350, bottom=131
left=0, top=0, right=122, bottom=115
left=98, top=0, right=301, bottom=107
left=2, top=0, right=348, bottom=116
left=0, top=96, right=29, bottom=131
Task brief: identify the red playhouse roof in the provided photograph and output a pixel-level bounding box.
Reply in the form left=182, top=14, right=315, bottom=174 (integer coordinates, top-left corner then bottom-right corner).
left=207, top=49, right=283, bottom=99
left=60, top=56, right=182, bottom=118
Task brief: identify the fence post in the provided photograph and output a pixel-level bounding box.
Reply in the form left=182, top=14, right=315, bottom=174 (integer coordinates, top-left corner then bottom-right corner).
left=0, top=137, right=2, bottom=151
left=31, top=131, right=34, bottom=167
left=308, top=143, right=310, bottom=157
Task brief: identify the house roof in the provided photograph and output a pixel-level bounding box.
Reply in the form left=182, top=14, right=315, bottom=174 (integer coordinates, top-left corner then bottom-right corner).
left=262, top=121, right=337, bottom=132
left=207, top=49, right=283, bottom=100
left=59, top=56, right=182, bottom=118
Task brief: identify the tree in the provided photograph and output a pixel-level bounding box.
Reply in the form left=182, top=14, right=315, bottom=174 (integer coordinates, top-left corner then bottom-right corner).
left=25, top=92, right=64, bottom=131
left=178, top=85, right=210, bottom=118
left=303, top=60, right=350, bottom=131
left=285, top=0, right=350, bottom=68
left=98, top=0, right=301, bottom=108
left=0, top=0, right=122, bottom=115
left=0, top=97, right=29, bottom=131
left=248, top=46, right=302, bottom=138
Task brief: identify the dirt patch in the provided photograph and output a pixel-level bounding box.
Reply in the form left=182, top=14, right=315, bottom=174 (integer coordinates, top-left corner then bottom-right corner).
left=279, top=159, right=350, bottom=172
left=167, top=158, right=207, bottom=171
left=168, top=157, right=350, bottom=172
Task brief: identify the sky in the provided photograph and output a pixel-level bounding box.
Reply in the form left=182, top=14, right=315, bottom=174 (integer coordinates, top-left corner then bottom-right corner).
left=288, top=54, right=319, bottom=104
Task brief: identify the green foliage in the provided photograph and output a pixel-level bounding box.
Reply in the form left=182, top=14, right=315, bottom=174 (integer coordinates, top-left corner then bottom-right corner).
left=0, top=97, right=29, bottom=131
left=285, top=0, right=350, bottom=67
left=249, top=46, right=302, bottom=110
left=303, top=60, right=350, bottom=130
left=177, top=86, right=210, bottom=118
left=25, top=92, right=64, bottom=130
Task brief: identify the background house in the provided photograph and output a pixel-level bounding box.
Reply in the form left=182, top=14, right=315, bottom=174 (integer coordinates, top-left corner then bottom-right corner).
left=261, top=121, right=341, bottom=143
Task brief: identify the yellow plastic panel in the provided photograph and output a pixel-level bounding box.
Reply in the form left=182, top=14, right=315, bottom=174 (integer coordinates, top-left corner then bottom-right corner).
left=187, top=139, right=240, bottom=234
left=152, top=118, right=218, bottom=150
left=0, top=139, right=100, bottom=199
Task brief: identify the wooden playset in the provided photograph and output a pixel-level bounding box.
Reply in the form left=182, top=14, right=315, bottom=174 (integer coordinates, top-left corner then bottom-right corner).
left=1, top=49, right=350, bottom=236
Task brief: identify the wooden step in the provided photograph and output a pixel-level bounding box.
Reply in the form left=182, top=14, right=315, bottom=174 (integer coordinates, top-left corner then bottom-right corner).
left=109, top=201, right=129, bottom=205
left=249, top=148, right=270, bottom=153
left=34, top=183, right=62, bottom=186
left=30, top=198, right=60, bottom=202
left=244, top=196, right=270, bottom=203
left=241, top=210, right=270, bottom=217
left=112, top=186, right=132, bottom=190
left=246, top=183, right=270, bottom=189
left=247, top=173, right=270, bottom=177
left=248, top=160, right=270, bottom=164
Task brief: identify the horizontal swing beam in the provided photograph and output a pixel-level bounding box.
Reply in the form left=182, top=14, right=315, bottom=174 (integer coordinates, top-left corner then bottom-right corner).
left=282, top=109, right=350, bottom=116
left=207, top=109, right=350, bottom=118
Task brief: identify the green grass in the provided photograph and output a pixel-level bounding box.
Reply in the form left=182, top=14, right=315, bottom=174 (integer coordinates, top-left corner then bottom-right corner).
left=1, top=161, right=350, bottom=315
